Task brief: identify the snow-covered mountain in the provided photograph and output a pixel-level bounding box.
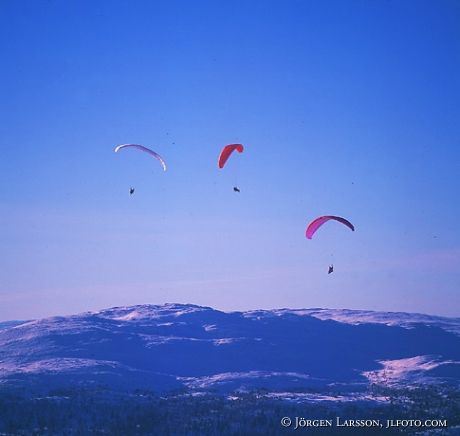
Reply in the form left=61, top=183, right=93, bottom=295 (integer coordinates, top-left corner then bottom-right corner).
left=1, top=304, right=459, bottom=394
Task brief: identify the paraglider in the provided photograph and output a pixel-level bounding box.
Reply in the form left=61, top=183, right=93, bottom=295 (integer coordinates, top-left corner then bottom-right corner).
left=328, top=265, right=334, bottom=274
left=129, top=187, right=135, bottom=195
left=305, top=215, right=355, bottom=240
left=218, top=144, right=245, bottom=192
left=218, top=144, right=244, bottom=169
left=114, top=144, right=167, bottom=171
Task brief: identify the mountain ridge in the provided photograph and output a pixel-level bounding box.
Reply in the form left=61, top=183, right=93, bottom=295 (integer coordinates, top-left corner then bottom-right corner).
left=1, top=303, right=459, bottom=396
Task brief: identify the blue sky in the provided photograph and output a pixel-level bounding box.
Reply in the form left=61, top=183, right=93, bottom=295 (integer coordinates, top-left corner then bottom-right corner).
left=1, top=0, right=459, bottom=320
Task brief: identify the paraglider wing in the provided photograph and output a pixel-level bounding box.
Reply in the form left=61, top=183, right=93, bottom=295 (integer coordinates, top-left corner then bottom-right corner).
left=306, top=216, right=354, bottom=239
left=218, top=144, right=244, bottom=169
left=114, top=144, right=167, bottom=171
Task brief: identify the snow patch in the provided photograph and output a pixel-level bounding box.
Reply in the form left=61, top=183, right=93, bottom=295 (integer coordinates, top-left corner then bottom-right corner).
left=213, top=338, right=237, bottom=346
left=262, top=392, right=389, bottom=404
left=180, top=371, right=313, bottom=389
left=363, top=355, right=459, bottom=386
left=0, top=358, right=125, bottom=376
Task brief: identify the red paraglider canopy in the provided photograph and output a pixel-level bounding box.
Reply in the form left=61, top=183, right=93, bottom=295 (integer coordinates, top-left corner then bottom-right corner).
left=218, top=144, right=244, bottom=169
left=306, top=216, right=355, bottom=240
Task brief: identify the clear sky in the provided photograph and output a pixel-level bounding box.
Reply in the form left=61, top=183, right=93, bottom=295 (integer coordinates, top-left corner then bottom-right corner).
left=1, top=0, right=459, bottom=320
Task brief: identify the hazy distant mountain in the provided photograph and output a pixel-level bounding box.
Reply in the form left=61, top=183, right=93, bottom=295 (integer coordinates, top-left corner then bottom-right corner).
left=1, top=304, right=459, bottom=395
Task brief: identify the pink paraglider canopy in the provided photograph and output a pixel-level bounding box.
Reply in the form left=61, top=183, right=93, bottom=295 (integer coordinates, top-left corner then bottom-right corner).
left=218, top=144, right=244, bottom=169
left=306, top=216, right=355, bottom=239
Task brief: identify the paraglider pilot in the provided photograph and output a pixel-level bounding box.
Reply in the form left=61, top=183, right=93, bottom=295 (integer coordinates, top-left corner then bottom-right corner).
left=233, top=186, right=241, bottom=193
left=328, top=265, right=334, bottom=274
